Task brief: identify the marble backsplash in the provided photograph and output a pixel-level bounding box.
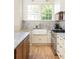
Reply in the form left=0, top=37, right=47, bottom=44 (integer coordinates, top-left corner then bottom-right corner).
left=21, top=20, right=65, bottom=31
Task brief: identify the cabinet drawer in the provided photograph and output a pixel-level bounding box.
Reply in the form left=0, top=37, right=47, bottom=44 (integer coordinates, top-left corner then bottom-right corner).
left=31, top=35, right=48, bottom=43
left=57, top=34, right=65, bottom=59
left=57, top=38, right=64, bottom=47
left=59, top=54, right=64, bottom=59
left=57, top=45, right=64, bottom=59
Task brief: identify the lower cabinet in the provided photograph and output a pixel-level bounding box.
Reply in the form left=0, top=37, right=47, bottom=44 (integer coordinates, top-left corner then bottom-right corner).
left=57, top=35, right=65, bottom=59
left=31, top=34, right=48, bottom=44
left=23, top=36, right=29, bottom=59
left=14, top=35, right=29, bottom=59
left=51, top=32, right=65, bottom=59
left=15, top=41, right=23, bottom=59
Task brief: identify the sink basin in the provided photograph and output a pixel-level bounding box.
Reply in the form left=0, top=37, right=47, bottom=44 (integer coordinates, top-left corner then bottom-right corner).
left=32, top=29, right=48, bottom=34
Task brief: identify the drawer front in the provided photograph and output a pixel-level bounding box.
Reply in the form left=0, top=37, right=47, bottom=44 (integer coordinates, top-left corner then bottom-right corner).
left=51, top=37, right=56, bottom=43
left=39, top=35, right=48, bottom=43
left=31, top=35, right=48, bottom=43
left=57, top=44, right=65, bottom=59
left=57, top=37, right=64, bottom=47
left=31, top=35, right=40, bottom=43
left=57, top=35, right=65, bottom=59
left=57, top=50, right=64, bottom=59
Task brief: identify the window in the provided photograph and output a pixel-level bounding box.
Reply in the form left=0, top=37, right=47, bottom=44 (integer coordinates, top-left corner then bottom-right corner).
left=41, top=4, right=53, bottom=20
left=27, top=4, right=53, bottom=21
left=27, top=5, right=41, bottom=20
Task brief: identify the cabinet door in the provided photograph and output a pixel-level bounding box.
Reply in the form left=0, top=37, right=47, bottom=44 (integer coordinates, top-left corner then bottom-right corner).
left=15, top=42, right=23, bottom=59
left=57, top=36, right=65, bottom=59
left=23, top=36, right=29, bottom=59
left=38, top=35, right=48, bottom=43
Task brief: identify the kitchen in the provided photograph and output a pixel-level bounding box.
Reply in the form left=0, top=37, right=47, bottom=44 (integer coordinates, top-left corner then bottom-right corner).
left=14, top=0, right=65, bottom=59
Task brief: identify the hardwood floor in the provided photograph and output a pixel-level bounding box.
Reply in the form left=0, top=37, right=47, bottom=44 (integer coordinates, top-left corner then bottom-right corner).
left=29, top=45, right=59, bottom=59
left=55, top=56, right=59, bottom=59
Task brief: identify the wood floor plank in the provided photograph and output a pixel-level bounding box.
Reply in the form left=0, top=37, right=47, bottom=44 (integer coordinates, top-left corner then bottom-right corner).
left=29, top=45, right=55, bottom=59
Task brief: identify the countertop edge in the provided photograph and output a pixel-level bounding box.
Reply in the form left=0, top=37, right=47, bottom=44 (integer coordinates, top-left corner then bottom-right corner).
left=14, top=32, right=30, bottom=49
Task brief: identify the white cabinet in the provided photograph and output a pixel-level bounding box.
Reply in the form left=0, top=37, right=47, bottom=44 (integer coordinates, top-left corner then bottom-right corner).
left=51, top=32, right=57, bottom=55
left=51, top=32, right=65, bottom=59
left=57, top=35, right=65, bottom=59
left=31, top=34, right=48, bottom=44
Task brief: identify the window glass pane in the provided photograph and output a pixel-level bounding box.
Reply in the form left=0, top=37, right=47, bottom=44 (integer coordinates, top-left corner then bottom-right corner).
left=27, top=5, right=40, bottom=20
left=27, top=4, right=53, bottom=21
left=41, top=4, right=53, bottom=20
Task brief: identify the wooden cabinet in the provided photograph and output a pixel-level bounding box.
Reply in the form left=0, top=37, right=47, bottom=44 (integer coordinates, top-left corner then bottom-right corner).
left=15, top=41, right=23, bottom=59
left=23, top=36, right=29, bottom=59
left=51, top=32, right=57, bottom=55
left=14, top=35, right=29, bottom=59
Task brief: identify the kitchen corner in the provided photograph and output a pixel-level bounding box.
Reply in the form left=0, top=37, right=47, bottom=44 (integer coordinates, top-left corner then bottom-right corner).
left=14, top=32, right=30, bottom=49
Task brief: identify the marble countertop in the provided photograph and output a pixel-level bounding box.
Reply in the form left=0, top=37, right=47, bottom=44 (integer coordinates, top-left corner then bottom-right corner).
left=51, top=31, right=65, bottom=39
left=57, top=33, right=65, bottom=39
left=14, top=32, right=30, bottom=49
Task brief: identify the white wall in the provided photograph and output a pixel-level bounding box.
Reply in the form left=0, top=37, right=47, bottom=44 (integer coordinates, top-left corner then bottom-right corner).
left=60, top=0, right=65, bottom=11
left=14, top=0, right=22, bottom=32
left=54, top=0, right=65, bottom=13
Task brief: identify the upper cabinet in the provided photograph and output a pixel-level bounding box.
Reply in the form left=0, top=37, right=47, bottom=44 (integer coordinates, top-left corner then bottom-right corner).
left=55, top=11, right=65, bottom=21
left=54, top=0, right=65, bottom=21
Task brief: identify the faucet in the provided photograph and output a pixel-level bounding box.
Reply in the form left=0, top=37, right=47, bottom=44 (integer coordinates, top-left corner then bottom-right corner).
left=35, top=25, right=39, bottom=29
left=33, top=23, right=41, bottom=29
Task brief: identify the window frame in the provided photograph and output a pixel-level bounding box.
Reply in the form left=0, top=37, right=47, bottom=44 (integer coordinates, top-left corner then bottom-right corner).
left=26, top=3, right=54, bottom=21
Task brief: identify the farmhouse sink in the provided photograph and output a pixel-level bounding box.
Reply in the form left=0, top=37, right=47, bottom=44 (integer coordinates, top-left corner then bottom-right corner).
left=32, top=29, right=48, bottom=34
